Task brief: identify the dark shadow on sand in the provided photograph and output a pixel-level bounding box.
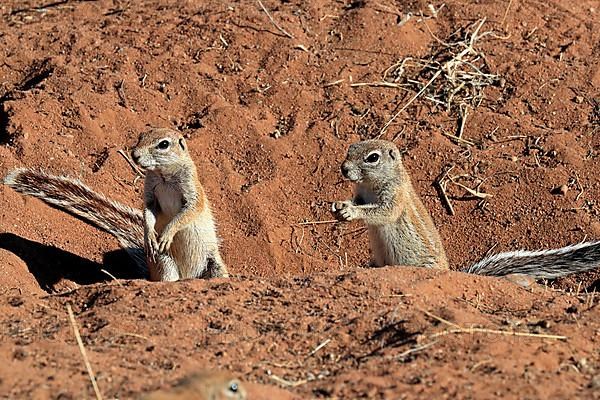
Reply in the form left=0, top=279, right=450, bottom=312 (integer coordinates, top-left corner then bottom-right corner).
left=0, top=232, right=144, bottom=292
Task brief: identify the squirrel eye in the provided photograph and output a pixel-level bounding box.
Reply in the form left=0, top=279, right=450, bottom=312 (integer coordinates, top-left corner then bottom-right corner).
left=157, top=140, right=170, bottom=150
left=365, top=152, right=380, bottom=163
left=228, top=382, right=238, bottom=392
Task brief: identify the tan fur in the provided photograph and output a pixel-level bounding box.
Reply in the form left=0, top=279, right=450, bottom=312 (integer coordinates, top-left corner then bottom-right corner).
left=331, top=140, right=448, bottom=269
left=131, top=128, right=228, bottom=281
left=139, top=371, right=246, bottom=400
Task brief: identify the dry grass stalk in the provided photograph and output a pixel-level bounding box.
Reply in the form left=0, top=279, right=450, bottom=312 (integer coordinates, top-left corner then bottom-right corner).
left=256, top=0, right=294, bottom=39
left=370, top=18, right=501, bottom=136
left=420, top=308, right=567, bottom=341
left=66, top=304, right=103, bottom=400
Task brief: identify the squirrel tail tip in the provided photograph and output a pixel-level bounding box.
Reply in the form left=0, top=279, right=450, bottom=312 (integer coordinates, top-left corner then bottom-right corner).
left=3, top=168, right=27, bottom=186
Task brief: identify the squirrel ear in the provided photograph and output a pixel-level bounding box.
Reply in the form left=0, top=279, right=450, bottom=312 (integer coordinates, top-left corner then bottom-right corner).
left=389, top=149, right=396, bottom=160
left=179, top=138, right=186, bottom=150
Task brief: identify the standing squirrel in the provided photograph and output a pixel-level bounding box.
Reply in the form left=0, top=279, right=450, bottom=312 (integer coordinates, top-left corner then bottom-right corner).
left=4, top=128, right=228, bottom=281
left=331, top=139, right=600, bottom=280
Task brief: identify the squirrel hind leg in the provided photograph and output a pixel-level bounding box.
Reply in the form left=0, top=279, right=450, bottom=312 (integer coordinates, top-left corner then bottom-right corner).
left=149, top=254, right=180, bottom=282
left=368, top=259, right=384, bottom=268
left=204, top=253, right=229, bottom=278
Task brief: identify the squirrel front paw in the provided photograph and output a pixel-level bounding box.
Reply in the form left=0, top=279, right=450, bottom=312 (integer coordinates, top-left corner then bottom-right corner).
left=157, top=230, right=175, bottom=253
left=146, top=229, right=159, bottom=261
left=331, top=200, right=360, bottom=221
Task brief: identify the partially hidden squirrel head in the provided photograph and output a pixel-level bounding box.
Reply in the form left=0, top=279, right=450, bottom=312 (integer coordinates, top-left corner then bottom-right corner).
left=131, top=128, right=192, bottom=173
left=341, top=140, right=404, bottom=185
left=139, top=370, right=247, bottom=400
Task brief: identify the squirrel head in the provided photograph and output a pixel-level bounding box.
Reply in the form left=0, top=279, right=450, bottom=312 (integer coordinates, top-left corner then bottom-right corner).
left=212, top=377, right=246, bottom=400
left=141, top=371, right=247, bottom=400
left=131, top=128, right=192, bottom=173
left=341, top=140, right=404, bottom=185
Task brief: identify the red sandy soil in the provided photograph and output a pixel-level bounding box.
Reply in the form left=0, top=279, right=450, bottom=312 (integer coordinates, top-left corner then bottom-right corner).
left=0, top=0, right=599, bottom=398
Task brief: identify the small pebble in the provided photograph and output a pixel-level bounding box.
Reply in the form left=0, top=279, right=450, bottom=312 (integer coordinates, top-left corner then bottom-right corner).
left=8, top=297, right=24, bottom=307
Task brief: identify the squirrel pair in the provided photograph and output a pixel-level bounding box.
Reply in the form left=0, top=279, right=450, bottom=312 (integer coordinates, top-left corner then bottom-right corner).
left=4, top=130, right=600, bottom=282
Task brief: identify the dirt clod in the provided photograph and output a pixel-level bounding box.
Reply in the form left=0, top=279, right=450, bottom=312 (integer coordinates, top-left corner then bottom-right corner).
left=551, top=184, right=569, bottom=196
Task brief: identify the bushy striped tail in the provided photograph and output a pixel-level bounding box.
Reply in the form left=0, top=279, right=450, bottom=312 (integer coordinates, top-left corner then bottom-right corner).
left=464, top=241, right=600, bottom=279
left=4, top=168, right=147, bottom=276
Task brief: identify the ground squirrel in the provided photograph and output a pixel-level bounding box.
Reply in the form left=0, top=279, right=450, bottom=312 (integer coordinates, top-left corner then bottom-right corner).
left=332, top=139, right=600, bottom=280
left=139, top=371, right=246, bottom=400
left=4, top=128, right=227, bottom=281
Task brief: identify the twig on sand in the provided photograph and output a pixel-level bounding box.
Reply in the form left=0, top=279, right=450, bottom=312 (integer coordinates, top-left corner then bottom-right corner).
left=67, top=304, right=103, bottom=400
left=448, top=175, right=492, bottom=199
left=378, top=70, right=442, bottom=137
left=323, top=79, right=345, bottom=88
left=572, top=172, right=584, bottom=202
left=501, top=0, right=514, bottom=26
left=395, top=340, right=438, bottom=360
left=100, top=269, right=122, bottom=286
left=441, top=131, right=474, bottom=146
left=117, top=149, right=144, bottom=177
left=435, top=165, right=455, bottom=216
left=293, top=219, right=338, bottom=226
left=457, top=103, right=469, bottom=139
left=116, top=79, right=127, bottom=107
left=363, top=18, right=501, bottom=139
left=431, top=327, right=567, bottom=340
left=256, top=0, right=294, bottom=39
left=306, top=338, right=331, bottom=358
left=269, top=374, right=309, bottom=387
left=420, top=308, right=567, bottom=341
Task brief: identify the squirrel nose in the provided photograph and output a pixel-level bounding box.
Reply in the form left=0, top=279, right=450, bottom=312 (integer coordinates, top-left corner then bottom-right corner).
left=341, top=162, right=351, bottom=178
left=131, top=150, right=140, bottom=164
